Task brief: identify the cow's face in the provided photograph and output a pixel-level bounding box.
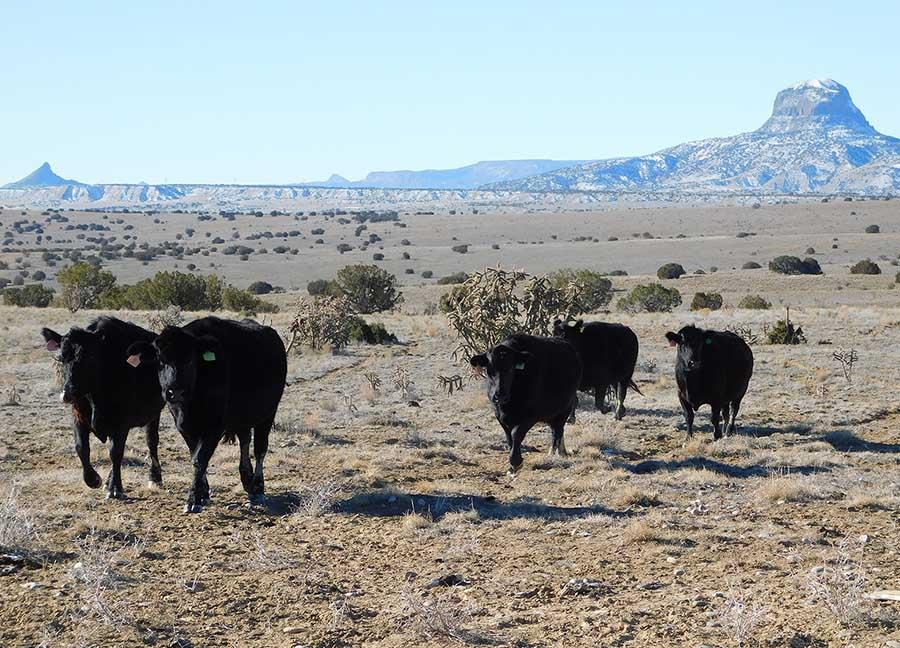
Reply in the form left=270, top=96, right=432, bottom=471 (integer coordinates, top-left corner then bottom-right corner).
left=42, top=327, right=102, bottom=402
left=666, top=326, right=710, bottom=372
left=470, top=344, right=532, bottom=406
left=552, top=318, right=584, bottom=341
left=126, top=327, right=220, bottom=405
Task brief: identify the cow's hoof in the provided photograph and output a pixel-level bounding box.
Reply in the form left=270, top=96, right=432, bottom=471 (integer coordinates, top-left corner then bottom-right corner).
left=84, top=472, right=103, bottom=489
left=183, top=503, right=203, bottom=514
left=105, top=488, right=125, bottom=501
left=146, top=480, right=161, bottom=490
left=507, top=464, right=522, bottom=476
left=248, top=493, right=266, bottom=505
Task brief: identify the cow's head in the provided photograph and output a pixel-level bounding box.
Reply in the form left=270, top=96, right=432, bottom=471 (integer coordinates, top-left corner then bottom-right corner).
left=470, top=343, right=532, bottom=407
left=126, top=326, right=221, bottom=405
left=552, top=318, right=584, bottom=341
left=665, top=325, right=711, bottom=372
left=41, top=326, right=104, bottom=403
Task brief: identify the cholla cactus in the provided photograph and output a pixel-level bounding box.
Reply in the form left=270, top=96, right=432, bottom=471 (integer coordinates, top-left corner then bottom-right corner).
left=286, top=296, right=355, bottom=352
left=444, top=266, right=585, bottom=361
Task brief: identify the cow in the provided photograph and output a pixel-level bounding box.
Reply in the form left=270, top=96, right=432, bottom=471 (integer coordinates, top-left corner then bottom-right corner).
left=470, top=334, right=582, bottom=472
left=40, top=317, right=165, bottom=499
left=553, top=318, right=641, bottom=419
left=125, top=316, right=287, bottom=513
left=665, top=325, right=753, bottom=441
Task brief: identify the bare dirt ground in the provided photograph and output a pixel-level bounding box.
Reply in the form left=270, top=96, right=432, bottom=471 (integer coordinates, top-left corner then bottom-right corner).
left=1, top=202, right=899, bottom=648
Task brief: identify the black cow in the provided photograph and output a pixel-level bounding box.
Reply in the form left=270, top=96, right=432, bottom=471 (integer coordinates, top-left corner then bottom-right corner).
left=553, top=319, right=641, bottom=419
left=470, top=334, right=582, bottom=472
left=126, top=316, right=287, bottom=513
left=665, top=325, right=753, bottom=441
left=40, top=317, right=165, bottom=499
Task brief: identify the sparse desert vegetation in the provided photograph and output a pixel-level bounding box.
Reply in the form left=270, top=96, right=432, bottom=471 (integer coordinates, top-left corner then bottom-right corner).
left=0, top=201, right=899, bottom=647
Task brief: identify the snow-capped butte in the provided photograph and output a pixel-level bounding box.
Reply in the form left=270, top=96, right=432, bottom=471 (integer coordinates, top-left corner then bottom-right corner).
left=488, top=80, right=900, bottom=195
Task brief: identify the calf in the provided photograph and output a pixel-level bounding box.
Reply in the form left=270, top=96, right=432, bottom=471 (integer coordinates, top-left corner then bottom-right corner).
left=553, top=319, right=641, bottom=419
left=470, top=334, right=581, bottom=472
left=126, top=316, right=287, bottom=512
left=665, top=325, right=753, bottom=441
left=40, top=317, right=164, bottom=499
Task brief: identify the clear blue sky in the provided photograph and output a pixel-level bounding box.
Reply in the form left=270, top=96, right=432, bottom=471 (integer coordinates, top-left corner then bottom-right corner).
left=2, top=1, right=898, bottom=185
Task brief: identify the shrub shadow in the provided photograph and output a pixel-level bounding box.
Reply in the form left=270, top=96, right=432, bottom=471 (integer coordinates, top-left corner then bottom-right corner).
left=611, top=456, right=830, bottom=478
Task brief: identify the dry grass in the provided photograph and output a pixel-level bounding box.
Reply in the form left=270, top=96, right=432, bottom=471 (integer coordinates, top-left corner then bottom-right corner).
left=620, top=515, right=665, bottom=545
left=0, top=487, right=40, bottom=554
left=806, top=538, right=869, bottom=627
left=716, top=582, right=768, bottom=647
left=294, top=479, right=341, bottom=517
left=613, top=485, right=660, bottom=508
left=756, top=474, right=820, bottom=503
left=398, top=586, right=484, bottom=644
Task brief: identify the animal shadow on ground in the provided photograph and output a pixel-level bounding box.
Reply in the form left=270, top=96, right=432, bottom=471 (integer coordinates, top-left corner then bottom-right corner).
left=821, top=429, right=900, bottom=453
left=611, top=456, right=831, bottom=479
left=733, top=423, right=812, bottom=438
left=336, top=491, right=627, bottom=522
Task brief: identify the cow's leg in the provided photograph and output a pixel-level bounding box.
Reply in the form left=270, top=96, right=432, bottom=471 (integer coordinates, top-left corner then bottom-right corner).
left=508, top=423, right=535, bottom=473
left=596, top=384, right=611, bottom=413
left=567, top=394, right=577, bottom=423
left=614, top=381, right=628, bottom=420
left=678, top=395, right=694, bottom=443
left=235, top=428, right=254, bottom=497
left=499, top=422, right=513, bottom=450
left=73, top=415, right=102, bottom=489
left=549, top=417, right=568, bottom=457
left=144, top=417, right=162, bottom=488
left=728, top=399, right=742, bottom=436
left=185, top=434, right=221, bottom=513
left=711, top=405, right=723, bottom=441
left=250, top=418, right=273, bottom=502
left=106, top=430, right=128, bottom=500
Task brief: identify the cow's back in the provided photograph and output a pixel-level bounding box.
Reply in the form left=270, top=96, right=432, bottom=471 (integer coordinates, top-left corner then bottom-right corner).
left=576, top=322, right=639, bottom=385
left=500, top=334, right=581, bottom=423
left=184, top=317, right=287, bottom=424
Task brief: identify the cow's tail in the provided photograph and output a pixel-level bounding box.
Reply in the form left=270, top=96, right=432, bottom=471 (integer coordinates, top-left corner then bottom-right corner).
left=628, top=379, right=643, bottom=396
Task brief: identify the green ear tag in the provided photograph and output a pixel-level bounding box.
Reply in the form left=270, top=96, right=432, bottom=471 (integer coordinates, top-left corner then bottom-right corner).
left=514, top=361, right=525, bottom=370
left=202, top=351, right=217, bottom=362
left=705, top=338, right=712, bottom=345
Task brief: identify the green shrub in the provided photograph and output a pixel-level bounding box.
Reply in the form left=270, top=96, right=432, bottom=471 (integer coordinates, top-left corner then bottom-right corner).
left=3, top=284, right=55, bottom=308
left=690, top=292, right=723, bottom=311
left=421, top=270, right=434, bottom=279
left=348, top=317, right=398, bottom=344
left=547, top=269, right=613, bottom=312
left=738, top=295, right=771, bottom=310
left=768, top=255, right=822, bottom=275
left=335, top=264, right=403, bottom=314
left=766, top=318, right=806, bottom=344
left=437, top=272, right=469, bottom=285
left=222, top=286, right=277, bottom=314
left=742, top=261, right=762, bottom=269
left=617, top=283, right=682, bottom=313
left=307, top=278, right=340, bottom=296
left=656, top=263, right=686, bottom=280
left=850, top=259, right=881, bottom=275
left=57, top=262, right=117, bottom=312
left=865, top=224, right=880, bottom=234
left=247, top=281, right=274, bottom=295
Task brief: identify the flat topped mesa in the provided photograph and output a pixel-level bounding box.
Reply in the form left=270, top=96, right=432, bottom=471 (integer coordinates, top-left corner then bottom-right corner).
left=758, top=78, right=876, bottom=135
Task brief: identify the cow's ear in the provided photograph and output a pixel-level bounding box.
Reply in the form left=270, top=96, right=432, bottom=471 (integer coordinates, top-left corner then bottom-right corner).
left=576, top=319, right=585, bottom=332
left=41, top=328, right=62, bottom=352
left=665, top=332, right=681, bottom=347
left=470, top=353, right=488, bottom=369
left=126, top=341, right=156, bottom=368
left=513, top=350, right=533, bottom=371
left=197, top=335, right=222, bottom=363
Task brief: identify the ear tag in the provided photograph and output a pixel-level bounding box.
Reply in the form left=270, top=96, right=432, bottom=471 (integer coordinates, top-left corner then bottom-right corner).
left=567, top=321, right=577, bottom=327
left=705, top=338, right=712, bottom=345
left=514, top=361, right=526, bottom=371
left=126, top=354, right=141, bottom=368
left=202, top=351, right=217, bottom=362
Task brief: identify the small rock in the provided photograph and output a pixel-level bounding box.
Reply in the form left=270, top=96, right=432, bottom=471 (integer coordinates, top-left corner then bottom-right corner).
left=407, top=400, right=420, bottom=408
left=21, top=582, right=41, bottom=590
left=282, top=626, right=305, bottom=635
left=674, top=568, right=685, bottom=577
left=666, top=556, right=678, bottom=564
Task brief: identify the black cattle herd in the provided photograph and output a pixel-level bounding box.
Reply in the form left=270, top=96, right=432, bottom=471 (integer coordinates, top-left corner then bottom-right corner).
left=39, top=313, right=753, bottom=510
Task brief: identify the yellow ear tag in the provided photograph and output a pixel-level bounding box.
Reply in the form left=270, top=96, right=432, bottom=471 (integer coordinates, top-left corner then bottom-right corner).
left=514, top=361, right=525, bottom=370
left=202, top=351, right=217, bottom=362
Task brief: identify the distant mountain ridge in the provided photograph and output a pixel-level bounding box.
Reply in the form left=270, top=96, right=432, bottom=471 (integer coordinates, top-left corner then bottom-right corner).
left=3, top=162, right=81, bottom=189
left=487, top=80, right=900, bottom=194
left=297, top=159, right=585, bottom=189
